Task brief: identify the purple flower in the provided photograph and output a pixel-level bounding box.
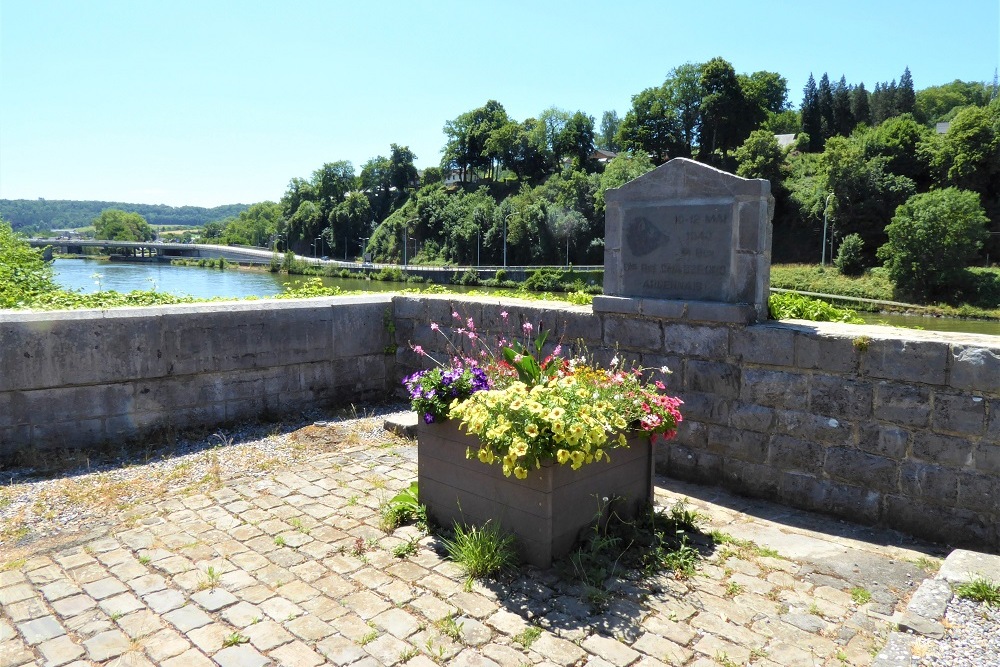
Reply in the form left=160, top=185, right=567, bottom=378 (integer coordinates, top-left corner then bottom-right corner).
left=424, top=412, right=435, bottom=423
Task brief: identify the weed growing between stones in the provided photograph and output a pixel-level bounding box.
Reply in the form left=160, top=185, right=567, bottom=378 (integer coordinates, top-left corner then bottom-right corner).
left=563, top=498, right=711, bottom=611
left=378, top=482, right=426, bottom=533
left=441, top=520, right=517, bottom=584
left=955, top=576, right=1000, bottom=606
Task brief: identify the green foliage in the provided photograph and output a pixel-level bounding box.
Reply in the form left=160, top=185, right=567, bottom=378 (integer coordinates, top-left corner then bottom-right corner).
left=735, top=129, right=785, bottom=184
left=0, top=219, right=58, bottom=308
left=768, top=291, right=865, bottom=323
left=0, top=199, right=245, bottom=234
left=834, top=233, right=866, bottom=276
left=219, top=201, right=283, bottom=247
left=278, top=278, right=344, bottom=299
left=955, top=576, right=1000, bottom=606
left=380, top=482, right=426, bottom=533
left=93, top=209, right=155, bottom=242
left=877, top=188, right=989, bottom=301
left=442, top=521, right=518, bottom=581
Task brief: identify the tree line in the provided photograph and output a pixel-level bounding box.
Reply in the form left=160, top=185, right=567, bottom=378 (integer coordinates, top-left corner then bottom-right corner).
left=0, top=200, right=248, bottom=234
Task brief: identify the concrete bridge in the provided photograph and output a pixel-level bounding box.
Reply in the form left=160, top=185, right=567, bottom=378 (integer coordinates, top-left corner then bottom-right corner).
left=28, top=239, right=281, bottom=265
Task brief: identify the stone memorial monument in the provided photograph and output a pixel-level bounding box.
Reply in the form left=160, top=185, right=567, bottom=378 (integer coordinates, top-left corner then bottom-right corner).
left=596, top=158, right=774, bottom=323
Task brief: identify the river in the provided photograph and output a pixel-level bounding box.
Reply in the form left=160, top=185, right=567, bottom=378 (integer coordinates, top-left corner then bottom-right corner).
left=52, top=257, right=452, bottom=299
left=51, top=259, right=1000, bottom=336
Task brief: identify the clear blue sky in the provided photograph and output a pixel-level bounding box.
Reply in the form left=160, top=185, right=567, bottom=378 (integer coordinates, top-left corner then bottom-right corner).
left=2, top=0, right=998, bottom=208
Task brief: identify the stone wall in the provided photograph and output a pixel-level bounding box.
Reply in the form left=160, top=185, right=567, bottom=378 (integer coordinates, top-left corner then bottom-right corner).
left=394, top=295, right=1000, bottom=551
left=0, top=296, right=393, bottom=464
left=3, top=294, right=997, bottom=550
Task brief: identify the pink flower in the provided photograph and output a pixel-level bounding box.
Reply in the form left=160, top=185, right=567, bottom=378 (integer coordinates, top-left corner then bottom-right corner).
left=430, top=322, right=439, bottom=331
left=655, top=380, right=665, bottom=390
left=467, top=318, right=475, bottom=330
left=413, top=345, right=425, bottom=356
left=500, top=311, right=508, bottom=319
left=522, top=322, right=533, bottom=334
left=553, top=344, right=562, bottom=356
left=453, top=311, right=460, bottom=320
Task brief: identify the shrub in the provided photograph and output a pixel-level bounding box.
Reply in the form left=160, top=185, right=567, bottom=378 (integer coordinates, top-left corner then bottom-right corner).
left=768, top=292, right=864, bottom=324
left=0, top=218, right=57, bottom=308
left=876, top=188, right=989, bottom=302
left=523, top=268, right=566, bottom=292
left=835, top=233, right=866, bottom=276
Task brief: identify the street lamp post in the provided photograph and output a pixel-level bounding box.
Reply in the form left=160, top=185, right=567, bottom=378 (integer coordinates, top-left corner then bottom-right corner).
left=476, top=227, right=480, bottom=268
left=503, top=213, right=512, bottom=268
left=358, top=237, right=369, bottom=262
left=313, top=237, right=322, bottom=260
left=821, top=192, right=834, bottom=267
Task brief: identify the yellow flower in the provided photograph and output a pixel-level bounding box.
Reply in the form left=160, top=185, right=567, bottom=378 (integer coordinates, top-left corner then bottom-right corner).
left=551, top=421, right=565, bottom=435
left=556, top=449, right=570, bottom=464
left=512, top=440, right=528, bottom=457
left=570, top=451, right=585, bottom=469
left=547, top=407, right=565, bottom=421
left=524, top=423, right=539, bottom=438
left=513, top=466, right=528, bottom=479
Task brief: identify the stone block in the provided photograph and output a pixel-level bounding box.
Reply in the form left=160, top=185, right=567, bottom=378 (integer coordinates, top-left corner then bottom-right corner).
left=792, top=329, right=859, bottom=374
left=825, top=447, right=899, bottom=493
left=767, top=435, right=826, bottom=475
left=774, top=409, right=852, bottom=446
left=730, top=325, right=795, bottom=366
left=949, top=345, right=1000, bottom=392
left=663, top=443, right=723, bottom=484
left=685, top=360, right=740, bottom=398
left=931, top=392, right=986, bottom=436
left=882, top=495, right=996, bottom=549
left=662, top=323, right=730, bottom=358
left=639, top=298, right=688, bottom=320
left=857, top=424, right=909, bottom=460
left=898, top=461, right=959, bottom=503
left=862, top=338, right=948, bottom=384
left=828, top=483, right=882, bottom=524
left=988, top=399, right=1000, bottom=444
left=956, top=470, right=999, bottom=513
left=392, top=296, right=426, bottom=321
left=604, top=316, right=661, bottom=352
left=639, top=353, right=684, bottom=393
left=810, top=375, right=873, bottom=420
left=976, top=441, right=1000, bottom=474
left=678, top=391, right=730, bottom=425
left=874, top=382, right=931, bottom=427
left=740, top=369, right=809, bottom=410
left=592, top=295, right=641, bottom=315
left=721, top=459, right=781, bottom=497
left=331, top=302, right=388, bottom=359
left=910, top=431, right=974, bottom=467
left=683, top=301, right=756, bottom=324
left=707, top=425, right=769, bottom=463
left=728, top=402, right=777, bottom=432
left=780, top=472, right=832, bottom=512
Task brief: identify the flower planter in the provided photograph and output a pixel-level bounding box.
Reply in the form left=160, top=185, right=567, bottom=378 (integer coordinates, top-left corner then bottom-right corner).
left=417, top=419, right=654, bottom=568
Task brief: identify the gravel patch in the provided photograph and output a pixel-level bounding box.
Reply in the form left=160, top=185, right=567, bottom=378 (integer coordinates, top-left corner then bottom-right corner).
left=913, top=596, right=1000, bottom=665
left=0, top=403, right=412, bottom=557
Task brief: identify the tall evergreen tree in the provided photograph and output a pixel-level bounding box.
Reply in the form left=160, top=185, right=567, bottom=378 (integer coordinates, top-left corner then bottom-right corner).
left=817, top=73, right=835, bottom=139
left=851, top=82, right=871, bottom=126
left=832, top=76, right=854, bottom=136
left=801, top=73, right=822, bottom=151
left=897, top=67, right=916, bottom=115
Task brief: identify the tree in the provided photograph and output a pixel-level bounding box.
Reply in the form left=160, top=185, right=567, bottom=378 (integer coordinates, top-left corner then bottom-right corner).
left=595, top=152, right=655, bottom=216
left=664, top=62, right=704, bottom=156
left=834, top=233, right=866, bottom=276
left=554, top=111, right=596, bottom=169
left=863, top=114, right=932, bottom=184
left=817, top=73, right=834, bottom=140
left=616, top=84, right=682, bottom=164
left=932, top=100, right=1000, bottom=198
left=1, top=217, right=57, bottom=308
left=851, top=82, right=871, bottom=127
left=801, top=74, right=822, bottom=151
left=325, top=191, right=372, bottom=260
left=361, top=155, right=392, bottom=220
left=832, top=76, right=854, bottom=137
left=877, top=188, right=989, bottom=301
left=897, top=67, right=916, bottom=115
left=699, top=57, right=749, bottom=159
left=220, top=201, right=283, bottom=247
left=735, top=129, right=784, bottom=185
left=915, top=79, right=992, bottom=125
left=870, top=80, right=898, bottom=125
left=93, top=209, right=155, bottom=241
left=598, top=111, right=621, bottom=152
left=388, top=144, right=419, bottom=203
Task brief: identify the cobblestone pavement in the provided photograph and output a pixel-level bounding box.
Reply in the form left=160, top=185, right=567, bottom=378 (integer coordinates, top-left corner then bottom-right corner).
left=1, top=418, right=947, bottom=667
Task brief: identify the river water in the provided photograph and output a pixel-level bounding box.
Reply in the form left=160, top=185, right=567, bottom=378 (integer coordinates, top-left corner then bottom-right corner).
left=52, top=259, right=999, bottom=336
left=53, top=258, right=430, bottom=299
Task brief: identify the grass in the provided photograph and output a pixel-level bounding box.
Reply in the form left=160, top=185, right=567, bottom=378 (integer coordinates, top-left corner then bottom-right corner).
left=442, top=520, right=517, bottom=581
left=391, top=538, right=418, bottom=559
left=955, top=577, right=1000, bottom=606
left=222, top=632, right=249, bottom=647
left=512, top=626, right=542, bottom=648
left=851, top=586, right=872, bottom=604
left=435, top=615, right=464, bottom=643
left=198, top=565, right=221, bottom=591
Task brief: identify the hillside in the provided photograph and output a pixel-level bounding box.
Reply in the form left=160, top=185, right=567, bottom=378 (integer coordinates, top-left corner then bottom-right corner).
left=0, top=199, right=249, bottom=234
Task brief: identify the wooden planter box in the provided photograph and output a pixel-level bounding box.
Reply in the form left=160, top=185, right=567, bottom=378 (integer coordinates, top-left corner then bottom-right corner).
left=417, top=419, right=654, bottom=568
